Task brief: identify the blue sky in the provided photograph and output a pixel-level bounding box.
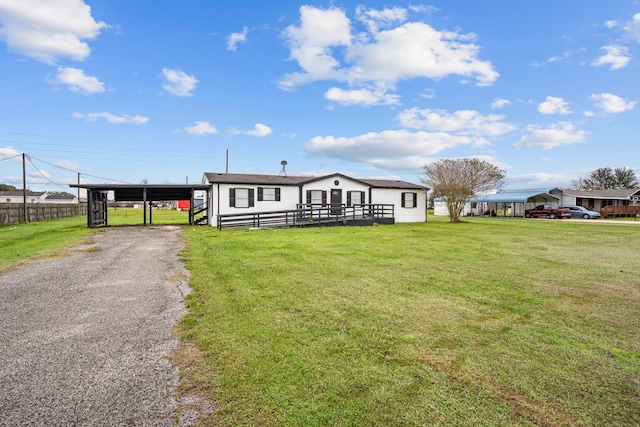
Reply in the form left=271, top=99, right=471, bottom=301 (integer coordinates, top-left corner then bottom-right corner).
left=1, top=1, right=639, bottom=192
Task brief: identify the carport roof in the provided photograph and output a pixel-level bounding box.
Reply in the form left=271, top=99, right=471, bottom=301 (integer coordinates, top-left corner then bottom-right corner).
left=70, top=184, right=209, bottom=201
left=469, top=190, right=559, bottom=203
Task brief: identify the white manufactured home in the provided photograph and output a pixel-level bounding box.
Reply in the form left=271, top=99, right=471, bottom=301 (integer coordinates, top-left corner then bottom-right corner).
left=202, top=172, right=428, bottom=227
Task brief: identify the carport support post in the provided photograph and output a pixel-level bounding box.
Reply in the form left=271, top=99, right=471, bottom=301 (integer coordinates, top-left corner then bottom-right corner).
left=189, top=189, right=195, bottom=225
left=143, top=188, right=147, bottom=226
left=149, top=198, right=153, bottom=224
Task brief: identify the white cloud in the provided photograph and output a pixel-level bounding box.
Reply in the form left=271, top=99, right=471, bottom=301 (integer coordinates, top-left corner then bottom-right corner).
left=227, top=27, right=248, bottom=51
left=324, top=87, right=400, bottom=106
left=72, top=112, right=149, bottom=124
left=397, top=108, right=516, bottom=137
left=0, top=0, right=107, bottom=64
left=491, top=98, right=511, bottom=109
left=231, top=123, right=273, bottom=137
left=509, top=172, right=573, bottom=188
left=279, top=5, right=353, bottom=89
left=538, top=96, right=571, bottom=115
left=184, top=121, right=217, bottom=135
left=591, top=45, right=630, bottom=70
left=0, top=146, right=21, bottom=159
left=245, top=123, right=272, bottom=137
left=306, top=129, right=481, bottom=171
left=590, top=93, right=636, bottom=113
left=55, top=159, right=80, bottom=170
left=279, top=5, right=498, bottom=94
left=514, top=122, right=587, bottom=149
left=355, top=5, right=407, bottom=33
left=50, top=66, right=104, bottom=94
left=623, top=13, right=640, bottom=42
left=161, top=68, right=198, bottom=97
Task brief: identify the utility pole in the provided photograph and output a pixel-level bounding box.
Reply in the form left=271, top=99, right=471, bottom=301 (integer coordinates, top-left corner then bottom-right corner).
left=77, top=172, right=80, bottom=200
left=22, top=153, right=27, bottom=223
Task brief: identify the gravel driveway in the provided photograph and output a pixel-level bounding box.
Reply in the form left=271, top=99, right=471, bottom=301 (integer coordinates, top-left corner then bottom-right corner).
left=0, top=226, right=210, bottom=426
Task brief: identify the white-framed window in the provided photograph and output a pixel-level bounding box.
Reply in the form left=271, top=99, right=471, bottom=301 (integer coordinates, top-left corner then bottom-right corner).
left=306, top=190, right=326, bottom=205
left=229, top=188, right=254, bottom=208
left=401, top=192, right=417, bottom=208
left=347, top=191, right=365, bottom=206
left=258, top=187, right=281, bottom=202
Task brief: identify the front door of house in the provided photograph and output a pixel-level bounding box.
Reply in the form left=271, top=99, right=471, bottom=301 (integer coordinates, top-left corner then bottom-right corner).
left=330, top=189, right=342, bottom=215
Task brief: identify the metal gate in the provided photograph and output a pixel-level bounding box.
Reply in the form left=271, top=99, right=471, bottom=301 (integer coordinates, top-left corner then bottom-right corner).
left=88, top=190, right=108, bottom=227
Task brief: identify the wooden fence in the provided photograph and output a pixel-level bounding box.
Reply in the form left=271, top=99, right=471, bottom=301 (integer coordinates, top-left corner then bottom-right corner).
left=0, top=203, right=87, bottom=225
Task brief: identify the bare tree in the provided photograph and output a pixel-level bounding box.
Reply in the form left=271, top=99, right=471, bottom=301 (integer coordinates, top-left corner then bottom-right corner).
left=422, top=158, right=505, bottom=223
left=572, top=167, right=638, bottom=190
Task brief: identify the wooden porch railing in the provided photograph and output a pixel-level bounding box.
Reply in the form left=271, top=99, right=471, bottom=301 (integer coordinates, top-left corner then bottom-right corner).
left=600, top=205, right=639, bottom=218
left=217, top=204, right=395, bottom=229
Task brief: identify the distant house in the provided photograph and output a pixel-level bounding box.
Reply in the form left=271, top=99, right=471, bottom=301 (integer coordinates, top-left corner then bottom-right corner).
left=550, top=188, right=640, bottom=210
left=433, top=187, right=640, bottom=218
left=44, top=194, right=79, bottom=204
left=202, top=172, right=428, bottom=227
left=0, top=191, right=48, bottom=204
left=550, top=188, right=640, bottom=217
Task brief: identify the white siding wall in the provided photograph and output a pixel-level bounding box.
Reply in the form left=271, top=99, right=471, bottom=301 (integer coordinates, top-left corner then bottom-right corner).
left=433, top=200, right=473, bottom=216
left=204, top=175, right=427, bottom=225
left=372, top=188, right=427, bottom=222
left=208, top=183, right=300, bottom=225
left=301, top=176, right=370, bottom=204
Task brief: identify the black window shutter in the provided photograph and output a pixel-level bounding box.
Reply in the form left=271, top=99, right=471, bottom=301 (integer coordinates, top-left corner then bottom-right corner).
left=306, top=190, right=311, bottom=204
left=229, top=188, right=236, bottom=207
left=257, top=187, right=263, bottom=201
left=322, top=191, right=327, bottom=205
left=249, top=189, right=255, bottom=207
left=413, top=192, right=417, bottom=208
left=275, top=188, right=281, bottom=201
left=401, top=192, right=406, bottom=208
left=361, top=191, right=366, bottom=204
left=347, top=191, right=352, bottom=206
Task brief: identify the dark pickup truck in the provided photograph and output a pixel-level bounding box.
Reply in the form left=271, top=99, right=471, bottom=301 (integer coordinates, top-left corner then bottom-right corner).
left=524, top=205, right=571, bottom=219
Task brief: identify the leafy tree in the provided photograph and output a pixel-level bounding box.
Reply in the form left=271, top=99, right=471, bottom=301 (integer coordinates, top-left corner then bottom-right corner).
left=572, top=167, right=638, bottom=190
left=0, top=184, right=18, bottom=191
left=422, top=158, right=506, bottom=223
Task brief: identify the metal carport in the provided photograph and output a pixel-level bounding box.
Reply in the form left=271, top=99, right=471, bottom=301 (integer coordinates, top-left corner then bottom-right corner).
left=470, top=190, right=560, bottom=217
left=70, top=183, right=210, bottom=227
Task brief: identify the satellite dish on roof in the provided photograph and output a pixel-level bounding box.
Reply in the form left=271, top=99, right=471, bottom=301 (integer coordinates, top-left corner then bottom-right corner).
left=280, top=160, right=288, bottom=177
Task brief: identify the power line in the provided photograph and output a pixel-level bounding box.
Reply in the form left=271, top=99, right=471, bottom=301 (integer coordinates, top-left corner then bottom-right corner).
left=0, top=153, right=23, bottom=162
left=27, top=155, right=133, bottom=184
left=26, top=155, right=66, bottom=186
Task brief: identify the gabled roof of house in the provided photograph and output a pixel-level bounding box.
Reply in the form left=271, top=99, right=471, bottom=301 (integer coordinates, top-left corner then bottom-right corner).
left=45, top=194, right=77, bottom=200
left=203, top=173, right=309, bottom=186
left=202, top=172, right=428, bottom=190
left=554, top=188, right=640, bottom=199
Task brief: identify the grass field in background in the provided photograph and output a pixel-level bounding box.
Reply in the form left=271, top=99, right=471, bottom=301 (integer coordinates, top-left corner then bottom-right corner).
left=180, top=217, right=640, bottom=426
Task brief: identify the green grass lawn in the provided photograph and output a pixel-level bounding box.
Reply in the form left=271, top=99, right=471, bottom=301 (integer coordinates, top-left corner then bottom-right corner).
left=0, top=208, right=189, bottom=270
left=179, top=217, right=640, bottom=426
left=2, top=213, right=639, bottom=425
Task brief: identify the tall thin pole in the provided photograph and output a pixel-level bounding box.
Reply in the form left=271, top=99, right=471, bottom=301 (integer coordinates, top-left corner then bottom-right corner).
left=77, top=173, right=80, bottom=200
left=225, top=149, right=229, bottom=174
left=22, top=153, right=27, bottom=223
